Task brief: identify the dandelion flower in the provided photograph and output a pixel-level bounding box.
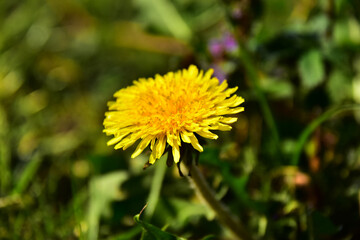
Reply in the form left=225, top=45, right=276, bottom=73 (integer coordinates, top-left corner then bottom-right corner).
left=103, top=65, right=244, bottom=165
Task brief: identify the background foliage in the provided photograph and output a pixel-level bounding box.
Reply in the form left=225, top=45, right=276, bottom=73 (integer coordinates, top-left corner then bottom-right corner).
left=1, top=0, right=360, bottom=239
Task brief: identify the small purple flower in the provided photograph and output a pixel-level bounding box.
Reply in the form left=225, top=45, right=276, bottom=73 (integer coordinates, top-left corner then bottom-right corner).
left=223, top=33, right=238, bottom=52
left=208, top=39, right=224, bottom=59
left=208, top=32, right=238, bottom=59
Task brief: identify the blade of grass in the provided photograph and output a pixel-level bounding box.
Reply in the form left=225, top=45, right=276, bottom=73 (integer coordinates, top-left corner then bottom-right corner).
left=12, top=152, right=42, bottom=195
left=145, top=154, right=167, bottom=219
left=70, top=174, right=88, bottom=240
left=292, top=104, right=360, bottom=165
left=106, top=226, right=142, bottom=240
left=220, top=4, right=280, bottom=156
left=134, top=0, right=191, bottom=41
left=88, top=171, right=130, bottom=240
left=0, top=105, right=11, bottom=193
left=238, top=48, right=280, bottom=152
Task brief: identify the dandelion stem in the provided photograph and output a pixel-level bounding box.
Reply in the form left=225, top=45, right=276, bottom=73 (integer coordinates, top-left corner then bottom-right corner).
left=185, top=163, right=253, bottom=240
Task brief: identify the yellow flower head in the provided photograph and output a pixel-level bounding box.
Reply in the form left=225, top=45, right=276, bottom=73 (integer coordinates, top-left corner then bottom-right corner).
left=103, top=65, right=244, bottom=165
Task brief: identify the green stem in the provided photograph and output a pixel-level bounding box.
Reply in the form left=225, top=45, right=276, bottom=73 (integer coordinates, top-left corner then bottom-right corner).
left=186, top=163, right=253, bottom=240
left=292, top=104, right=360, bottom=165
left=220, top=2, right=280, bottom=151
left=238, top=49, right=280, bottom=150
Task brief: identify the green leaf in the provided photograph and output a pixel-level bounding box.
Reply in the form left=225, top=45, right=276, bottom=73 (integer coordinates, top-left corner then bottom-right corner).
left=255, top=0, right=295, bottom=41
left=87, top=171, right=130, bottom=240
left=134, top=214, right=183, bottom=240
left=260, top=78, right=294, bottom=99
left=133, top=0, right=191, bottom=41
left=168, top=198, right=215, bottom=223
left=298, top=50, right=325, bottom=90
left=333, top=18, right=360, bottom=46
left=327, top=69, right=352, bottom=103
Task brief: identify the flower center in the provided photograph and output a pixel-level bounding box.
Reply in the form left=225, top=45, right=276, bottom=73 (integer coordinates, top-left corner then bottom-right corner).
left=134, top=81, right=209, bottom=133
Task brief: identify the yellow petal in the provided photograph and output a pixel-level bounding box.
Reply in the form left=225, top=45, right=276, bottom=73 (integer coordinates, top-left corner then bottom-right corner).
left=123, top=138, right=139, bottom=150
left=189, top=134, right=203, bottom=152
left=230, top=96, right=245, bottom=107
left=107, top=133, right=128, bottom=146
left=114, top=135, right=132, bottom=149
left=224, top=107, right=244, bottom=115
left=210, top=123, right=232, bottom=131
left=116, top=134, right=141, bottom=150
left=150, top=138, right=156, bottom=150
left=166, top=133, right=173, bottom=146
left=196, top=129, right=218, bottom=139
left=155, top=135, right=166, bottom=159
left=220, top=117, right=238, bottom=124
left=224, top=86, right=238, bottom=96
left=180, top=131, right=191, bottom=143
left=131, top=136, right=152, bottom=158
left=188, top=65, right=199, bottom=78
left=204, top=68, right=214, bottom=81
left=221, top=95, right=244, bottom=107
left=149, top=151, right=156, bottom=164
left=172, top=144, right=180, bottom=163
left=217, top=80, right=228, bottom=93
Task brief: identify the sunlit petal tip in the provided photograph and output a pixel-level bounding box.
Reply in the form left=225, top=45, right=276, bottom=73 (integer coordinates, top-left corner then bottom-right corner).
left=204, top=68, right=214, bottom=79
left=230, top=86, right=239, bottom=93
left=180, top=132, right=191, bottom=143
left=123, top=138, right=138, bottom=150
left=155, top=136, right=166, bottom=159
left=224, top=86, right=238, bottom=96
left=149, top=152, right=156, bottom=164
left=197, top=130, right=218, bottom=140
left=188, top=65, right=199, bottom=77
left=172, top=145, right=180, bottom=163
left=166, top=135, right=173, bottom=146
left=227, top=107, right=244, bottom=114
left=233, top=97, right=245, bottom=106
left=197, top=145, right=204, bottom=152
left=113, top=90, right=122, bottom=97
left=114, top=142, right=123, bottom=150
left=130, top=152, right=139, bottom=159
left=150, top=138, right=156, bottom=150
left=107, top=139, right=118, bottom=146
left=212, top=123, right=232, bottom=131
left=189, top=134, right=204, bottom=152
left=220, top=117, right=238, bottom=124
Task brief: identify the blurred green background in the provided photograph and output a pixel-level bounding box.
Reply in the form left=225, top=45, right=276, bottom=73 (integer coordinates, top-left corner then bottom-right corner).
left=1, top=0, right=360, bottom=239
